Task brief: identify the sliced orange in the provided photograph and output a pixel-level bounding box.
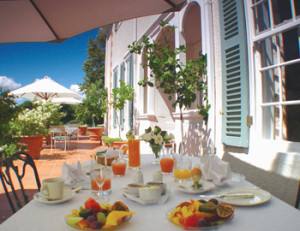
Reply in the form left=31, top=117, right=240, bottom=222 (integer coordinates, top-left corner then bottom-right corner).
left=191, top=167, right=202, bottom=177
left=216, top=203, right=234, bottom=219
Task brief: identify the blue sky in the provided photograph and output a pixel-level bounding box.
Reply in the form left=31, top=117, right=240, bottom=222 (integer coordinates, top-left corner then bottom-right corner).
left=0, top=29, right=98, bottom=91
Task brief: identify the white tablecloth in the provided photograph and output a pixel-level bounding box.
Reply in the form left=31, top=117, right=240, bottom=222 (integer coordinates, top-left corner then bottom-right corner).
left=1, top=155, right=300, bottom=231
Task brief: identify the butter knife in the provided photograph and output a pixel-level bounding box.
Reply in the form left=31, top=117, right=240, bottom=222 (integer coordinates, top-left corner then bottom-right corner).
left=199, top=193, right=255, bottom=199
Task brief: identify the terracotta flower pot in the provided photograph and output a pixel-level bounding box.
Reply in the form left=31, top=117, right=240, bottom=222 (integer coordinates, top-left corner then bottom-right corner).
left=87, top=127, right=104, bottom=144
left=78, top=126, right=87, bottom=136
left=20, top=135, right=44, bottom=159
left=45, top=134, right=51, bottom=145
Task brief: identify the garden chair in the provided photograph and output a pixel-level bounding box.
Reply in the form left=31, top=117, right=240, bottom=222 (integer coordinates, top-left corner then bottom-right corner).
left=0, top=151, right=41, bottom=213
left=50, top=125, right=69, bottom=151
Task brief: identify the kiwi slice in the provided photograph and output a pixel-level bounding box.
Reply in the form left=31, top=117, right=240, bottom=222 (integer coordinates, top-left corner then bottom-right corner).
left=198, top=201, right=218, bottom=213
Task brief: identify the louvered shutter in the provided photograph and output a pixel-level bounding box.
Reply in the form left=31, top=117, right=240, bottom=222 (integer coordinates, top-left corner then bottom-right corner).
left=219, top=0, right=249, bottom=147
left=127, top=55, right=134, bottom=130
left=120, top=63, right=125, bottom=131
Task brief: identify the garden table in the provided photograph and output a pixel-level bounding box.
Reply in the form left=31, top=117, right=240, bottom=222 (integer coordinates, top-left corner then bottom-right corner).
left=1, top=155, right=300, bottom=231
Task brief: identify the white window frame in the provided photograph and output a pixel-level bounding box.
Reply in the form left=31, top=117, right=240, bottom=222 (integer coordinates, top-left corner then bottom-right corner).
left=245, top=0, right=300, bottom=151
left=112, top=66, right=119, bottom=129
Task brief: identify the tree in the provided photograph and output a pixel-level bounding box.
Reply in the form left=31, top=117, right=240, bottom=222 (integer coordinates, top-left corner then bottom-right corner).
left=0, top=89, right=20, bottom=158
left=112, top=80, right=134, bottom=137
left=129, top=23, right=209, bottom=149
left=75, top=29, right=107, bottom=126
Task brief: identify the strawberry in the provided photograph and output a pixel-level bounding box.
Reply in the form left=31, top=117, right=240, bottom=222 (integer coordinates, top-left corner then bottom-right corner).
left=84, top=198, right=101, bottom=213
left=183, top=214, right=199, bottom=228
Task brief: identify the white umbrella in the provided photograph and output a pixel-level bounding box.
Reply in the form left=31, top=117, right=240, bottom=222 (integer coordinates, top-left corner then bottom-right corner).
left=10, top=76, right=81, bottom=100
left=51, top=97, right=82, bottom=105
left=0, top=0, right=186, bottom=43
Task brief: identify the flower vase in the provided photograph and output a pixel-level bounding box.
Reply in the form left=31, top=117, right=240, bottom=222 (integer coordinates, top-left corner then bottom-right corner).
left=150, top=144, right=162, bottom=165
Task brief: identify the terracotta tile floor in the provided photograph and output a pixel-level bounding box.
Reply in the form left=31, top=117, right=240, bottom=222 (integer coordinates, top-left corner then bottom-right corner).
left=0, top=137, right=105, bottom=224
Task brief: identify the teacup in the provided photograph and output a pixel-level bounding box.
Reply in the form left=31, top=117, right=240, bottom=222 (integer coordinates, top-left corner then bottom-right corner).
left=146, top=182, right=166, bottom=195
left=139, top=186, right=161, bottom=202
left=127, top=183, right=144, bottom=197
left=41, top=177, right=64, bottom=200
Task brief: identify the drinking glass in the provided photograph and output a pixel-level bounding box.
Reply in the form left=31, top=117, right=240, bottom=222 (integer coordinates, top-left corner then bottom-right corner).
left=112, top=151, right=127, bottom=176
left=90, top=167, right=111, bottom=202
left=173, top=154, right=192, bottom=184
left=128, top=139, right=141, bottom=169
left=160, top=152, right=175, bottom=174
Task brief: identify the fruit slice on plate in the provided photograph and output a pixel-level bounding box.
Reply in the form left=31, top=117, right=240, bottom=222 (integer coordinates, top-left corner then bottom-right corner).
left=168, top=199, right=234, bottom=229
left=65, top=198, right=133, bottom=230
left=216, top=203, right=234, bottom=219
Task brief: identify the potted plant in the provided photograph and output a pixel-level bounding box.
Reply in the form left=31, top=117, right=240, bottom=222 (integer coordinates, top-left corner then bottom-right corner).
left=129, top=22, right=209, bottom=152
left=10, top=101, right=64, bottom=159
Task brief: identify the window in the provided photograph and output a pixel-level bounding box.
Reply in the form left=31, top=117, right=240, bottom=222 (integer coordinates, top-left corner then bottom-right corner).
left=120, top=63, right=125, bottom=130
left=250, top=0, right=300, bottom=141
left=113, top=67, right=119, bottom=129
left=182, top=2, right=202, bottom=109
left=142, top=49, right=148, bottom=114
left=126, top=55, right=134, bottom=130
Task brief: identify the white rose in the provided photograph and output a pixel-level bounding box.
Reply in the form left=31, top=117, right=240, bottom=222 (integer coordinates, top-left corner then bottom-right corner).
left=154, top=135, right=163, bottom=145
left=141, top=133, right=151, bottom=142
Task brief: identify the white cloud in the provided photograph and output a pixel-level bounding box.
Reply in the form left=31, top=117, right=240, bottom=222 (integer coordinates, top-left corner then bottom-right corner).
left=70, top=84, right=81, bottom=94
left=0, top=76, right=21, bottom=91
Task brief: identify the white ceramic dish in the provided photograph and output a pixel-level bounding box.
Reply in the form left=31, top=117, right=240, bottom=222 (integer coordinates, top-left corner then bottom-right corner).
left=122, top=187, right=170, bottom=205
left=34, top=187, right=75, bottom=204
left=176, top=180, right=216, bottom=194
left=218, top=187, right=271, bottom=206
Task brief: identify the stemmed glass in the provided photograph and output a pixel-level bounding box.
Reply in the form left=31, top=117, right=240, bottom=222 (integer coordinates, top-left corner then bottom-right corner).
left=90, top=168, right=108, bottom=202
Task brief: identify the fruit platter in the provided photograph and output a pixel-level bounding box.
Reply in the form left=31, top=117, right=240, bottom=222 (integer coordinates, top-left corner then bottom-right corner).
left=65, top=198, right=134, bottom=230
left=168, top=199, right=234, bottom=229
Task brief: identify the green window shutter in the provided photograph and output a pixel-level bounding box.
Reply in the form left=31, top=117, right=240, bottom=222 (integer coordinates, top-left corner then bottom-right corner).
left=219, top=0, right=249, bottom=148
left=113, top=67, right=119, bottom=129
left=127, top=55, right=134, bottom=130
left=120, top=63, right=125, bottom=130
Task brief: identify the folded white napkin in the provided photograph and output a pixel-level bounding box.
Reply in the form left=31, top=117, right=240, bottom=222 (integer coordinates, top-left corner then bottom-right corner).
left=201, top=155, right=231, bottom=185
left=61, top=161, right=89, bottom=189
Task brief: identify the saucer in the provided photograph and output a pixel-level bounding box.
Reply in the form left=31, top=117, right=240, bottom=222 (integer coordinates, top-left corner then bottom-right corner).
left=176, top=180, right=215, bottom=194
left=34, top=187, right=75, bottom=204
left=122, top=187, right=170, bottom=205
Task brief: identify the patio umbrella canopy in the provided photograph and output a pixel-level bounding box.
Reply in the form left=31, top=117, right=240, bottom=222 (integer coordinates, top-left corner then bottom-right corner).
left=10, top=76, right=81, bottom=101
left=51, top=96, right=82, bottom=105
left=0, top=0, right=186, bottom=43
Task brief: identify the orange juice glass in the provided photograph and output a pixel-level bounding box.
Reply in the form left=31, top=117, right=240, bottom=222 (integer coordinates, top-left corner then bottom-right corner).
left=112, top=161, right=127, bottom=176
left=173, top=169, right=192, bottom=180
left=102, top=178, right=111, bottom=191
left=160, top=157, right=174, bottom=173
left=128, top=139, right=140, bottom=168
left=91, top=178, right=111, bottom=191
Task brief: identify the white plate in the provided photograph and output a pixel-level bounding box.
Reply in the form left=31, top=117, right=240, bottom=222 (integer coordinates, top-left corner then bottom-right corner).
left=122, top=188, right=170, bottom=205
left=34, top=187, right=75, bottom=204
left=218, top=187, right=271, bottom=206
left=176, top=180, right=216, bottom=194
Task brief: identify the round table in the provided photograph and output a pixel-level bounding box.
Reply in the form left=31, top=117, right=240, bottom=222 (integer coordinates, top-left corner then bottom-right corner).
left=1, top=155, right=300, bottom=231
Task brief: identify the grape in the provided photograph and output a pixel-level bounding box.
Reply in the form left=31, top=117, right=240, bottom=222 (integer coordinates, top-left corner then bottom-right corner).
left=87, top=215, right=96, bottom=222
left=198, top=219, right=210, bottom=227
left=89, top=221, right=103, bottom=229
